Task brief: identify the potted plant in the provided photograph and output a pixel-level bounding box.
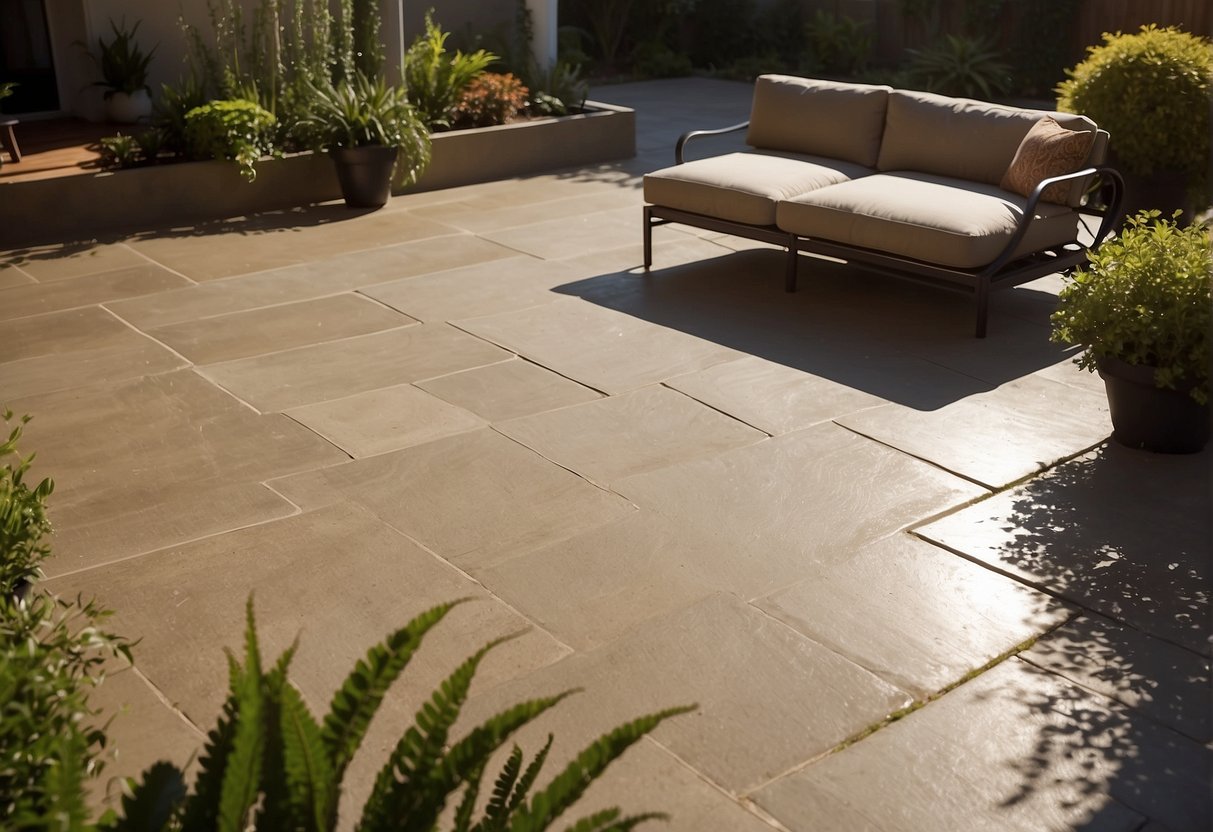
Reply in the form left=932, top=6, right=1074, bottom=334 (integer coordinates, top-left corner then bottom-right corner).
left=1051, top=210, right=1212, bottom=453
left=296, top=72, right=432, bottom=208
left=1056, top=25, right=1213, bottom=220
left=84, top=18, right=158, bottom=123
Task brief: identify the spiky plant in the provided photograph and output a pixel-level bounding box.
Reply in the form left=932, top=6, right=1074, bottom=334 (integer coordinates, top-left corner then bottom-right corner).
left=98, top=598, right=692, bottom=831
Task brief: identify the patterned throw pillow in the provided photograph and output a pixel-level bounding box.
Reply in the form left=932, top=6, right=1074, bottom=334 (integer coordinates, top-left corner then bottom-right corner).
left=1000, top=116, right=1096, bottom=205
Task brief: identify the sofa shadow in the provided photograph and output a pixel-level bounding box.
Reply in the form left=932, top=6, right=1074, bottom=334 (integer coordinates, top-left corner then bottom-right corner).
left=553, top=248, right=1078, bottom=410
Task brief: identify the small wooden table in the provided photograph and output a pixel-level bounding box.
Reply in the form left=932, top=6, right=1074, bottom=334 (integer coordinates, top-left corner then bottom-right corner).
left=1, top=119, right=21, bottom=163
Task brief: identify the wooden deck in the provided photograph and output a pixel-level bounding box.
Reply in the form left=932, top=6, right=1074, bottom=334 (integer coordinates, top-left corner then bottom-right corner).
left=0, top=118, right=117, bottom=182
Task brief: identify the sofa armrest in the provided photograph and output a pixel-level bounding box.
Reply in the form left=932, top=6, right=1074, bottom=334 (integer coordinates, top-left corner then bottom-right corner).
left=675, top=121, right=750, bottom=164
left=984, top=166, right=1125, bottom=276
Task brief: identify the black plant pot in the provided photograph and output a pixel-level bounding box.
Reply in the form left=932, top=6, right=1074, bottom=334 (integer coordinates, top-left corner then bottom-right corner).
left=1098, top=356, right=1210, bottom=453
left=331, top=145, right=397, bottom=209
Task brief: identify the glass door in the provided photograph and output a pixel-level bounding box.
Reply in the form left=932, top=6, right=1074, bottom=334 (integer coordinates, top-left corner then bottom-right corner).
left=0, top=0, right=60, bottom=114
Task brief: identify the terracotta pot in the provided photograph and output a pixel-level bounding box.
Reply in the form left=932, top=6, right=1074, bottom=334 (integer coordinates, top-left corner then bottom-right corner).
left=106, top=89, right=152, bottom=124
left=1097, top=356, right=1210, bottom=453
left=330, top=145, right=397, bottom=208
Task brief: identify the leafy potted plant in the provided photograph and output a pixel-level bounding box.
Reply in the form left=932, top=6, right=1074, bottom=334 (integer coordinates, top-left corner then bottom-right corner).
left=83, top=18, right=158, bottom=123
left=1051, top=210, right=1212, bottom=453
left=297, top=73, right=432, bottom=208
left=1056, top=25, right=1213, bottom=220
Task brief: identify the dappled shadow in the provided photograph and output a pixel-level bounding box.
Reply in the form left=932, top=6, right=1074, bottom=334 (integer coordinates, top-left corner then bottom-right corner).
left=554, top=248, right=1078, bottom=410
left=0, top=202, right=378, bottom=266
left=976, top=442, right=1210, bottom=655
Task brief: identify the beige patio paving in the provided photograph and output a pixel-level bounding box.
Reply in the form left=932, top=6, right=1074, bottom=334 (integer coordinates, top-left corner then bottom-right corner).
left=2, top=77, right=1208, bottom=829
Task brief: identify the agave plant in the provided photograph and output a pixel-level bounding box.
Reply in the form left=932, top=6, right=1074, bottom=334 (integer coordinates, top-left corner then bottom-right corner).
left=907, top=33, right=1011, bottom=100
left=99, top=597, right=692, bottom=831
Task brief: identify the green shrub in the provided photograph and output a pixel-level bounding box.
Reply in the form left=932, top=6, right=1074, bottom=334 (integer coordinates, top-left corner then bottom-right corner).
left=98, top=133, right=143, bottom=169
left=152, top=77, right=208, bottom=157
left=0, top=412, right=53, bottom=597
left=803, top=11, right=872, bottom=77
left=184, top=98, right=277, bottom=181
left=1052, top=211, right=1213, bottom=403
left=527, top=60, right=589, bottom=115
left=403, top=11, right=497, bottom=130
left=99, top=598, right=692, bottom=831
left=907, top=33, right=1012, bottom=99
left=86, top=18, right=157, bottom=98
left=631, top=41, right=693, bottom=79
left=1056, top=24, right=1213, bottom=191
left=451, top=72, right=530, bottom=129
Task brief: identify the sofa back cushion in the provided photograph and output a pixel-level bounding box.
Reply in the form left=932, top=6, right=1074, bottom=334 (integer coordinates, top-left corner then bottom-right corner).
left=877, top=89, right=1099, bottom=190
left=747, top=75, right=892, bottom=168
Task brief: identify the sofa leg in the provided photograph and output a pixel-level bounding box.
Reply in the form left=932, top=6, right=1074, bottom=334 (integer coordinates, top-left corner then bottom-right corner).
left=785, top=241, right=798, bottom=292
left=643, top=206, right=653, bottom=270
left=974, top=278, right=990, bottom=338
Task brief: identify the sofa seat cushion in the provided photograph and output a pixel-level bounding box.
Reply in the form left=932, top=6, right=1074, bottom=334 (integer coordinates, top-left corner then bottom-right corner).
left=776, top=172, right=1079, bottom=270
left=644, top=152, right=873, bottom=226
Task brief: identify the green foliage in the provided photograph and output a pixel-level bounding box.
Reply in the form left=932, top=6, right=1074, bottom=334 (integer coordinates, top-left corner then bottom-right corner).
left=152, top=78, right=209, bottom=157
left=105, top=597, right=692, bottom=830
left=295, top=73, right=432, bottom=187
left=136, top=127, right=167, bottom=163
left=403, top=11, right=497, bottom=130
left=527, top=60, right=589, bottom=116
left=85, top=18, right=157, bottom=97
left=184, top=98, right=277, bottom=181
left=803, top=11, right=872, bottom=77
left=1052, top=211, right=1213, bottom=403
left=632, top=42, right=693, bottom=80
left=1056, top=24, right=1213, bottom=190
left=98, top=133, right=143, bottom=169
left=907, top=33, right=1011, bottom=99
left=0, top=81, right=15, bottom=110
left=452, top=73, right=530, bottom=129
left=1, top=594, right=132, bottom=826
left=0, top=412, right=53, bottom=597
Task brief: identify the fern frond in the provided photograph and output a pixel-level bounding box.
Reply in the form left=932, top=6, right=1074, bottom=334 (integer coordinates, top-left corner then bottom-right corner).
left=361, top=633, right=522, bottom=831
left=258, top=638, right=300, bottom=829
left=565, top=811, right=666, bottom=832
left=507, top=735, right=553, bottom=818
left=322, top=599, right=466, bottom=780
left=280, top=682, right=337, bottom=831
left=560, top=808, right=620, bottom=832
left=509, top=706, right=695, bottom=831
left=180, top=677, right=241, bottom=830
left=216, top=597, right=266, bottom=832
left=452, top=765, right=486, bottom=832
left=483, top=745, right=524, bottom=827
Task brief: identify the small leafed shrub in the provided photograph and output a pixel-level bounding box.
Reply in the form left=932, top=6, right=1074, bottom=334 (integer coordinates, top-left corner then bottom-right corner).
left=184, top=98, right=277, bottom=181
left=98, top=133, right=143, bottom=169
left=403, top=11, right=497, bottom=130
left=0, top=413, right=52, bottom=597
left=1052, top=210, right=1212, bottom=403
left=98, top=597, right=692, bottom=831
left=451, top=72, right=529, bottom=129
left=1056, top=24, right=1213, bottom=189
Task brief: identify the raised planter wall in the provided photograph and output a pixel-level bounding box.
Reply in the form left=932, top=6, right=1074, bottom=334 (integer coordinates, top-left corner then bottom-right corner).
left=0, top=102, right=635, bottom=248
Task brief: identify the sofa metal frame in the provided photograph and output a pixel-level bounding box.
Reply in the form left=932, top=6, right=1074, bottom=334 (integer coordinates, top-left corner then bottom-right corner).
left=643, top=121, right=1125, bottom=338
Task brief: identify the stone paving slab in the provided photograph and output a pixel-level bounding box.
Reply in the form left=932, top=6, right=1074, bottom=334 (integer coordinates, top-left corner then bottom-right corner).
left=45, top=504, right=570, bottom=728
left=362, top=256, right=576, bottom=322
left=1022, top=615, right=1211, bottom=743
left=416, top=189, right=640, bottom=235
left=286, top=383, right=485, bottom=458
left=125, top=212, right=462, bottom=281
left=918, top=443, right=1211, bottom=655
left=1, top=241, right=148, bottom=281
left=836, top=374, right=1112, bottom=489
left=416, top=358, right=603, bottom=422
left=145, top=293, right=416, bottom=364
left=753, top=657, right=1211, bottom=832
left=455, top=297, right=741, bottom=394
left=455, top=593, right=911, bottom=796
left=473, top=511, right=723, bottom=651
left=200, top=324, right=512, bottom=411
left=106, top=234, right=519, bottom=329
left=1, top=307, right=186, bottom=400
left=497, top=384, right=766, bottom=486
left=0, top=262, right=34, bottom=286
left=666, top=355, right=886, bottom=434
left=0, top=262, right=191, bottom=320
left=757, top=534, right=1073, bottom=698
left=269, top=428, right=636, bottom=570
left=614, top=422, right=988, bottom=599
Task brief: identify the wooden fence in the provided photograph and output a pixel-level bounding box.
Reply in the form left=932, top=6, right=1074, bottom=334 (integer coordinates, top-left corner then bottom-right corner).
left=1075, top=0, right=1212, bottom=50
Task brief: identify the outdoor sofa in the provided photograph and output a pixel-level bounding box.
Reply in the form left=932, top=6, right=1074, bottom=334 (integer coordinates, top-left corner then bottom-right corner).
left=642, top=74, right=1124, bottom=337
